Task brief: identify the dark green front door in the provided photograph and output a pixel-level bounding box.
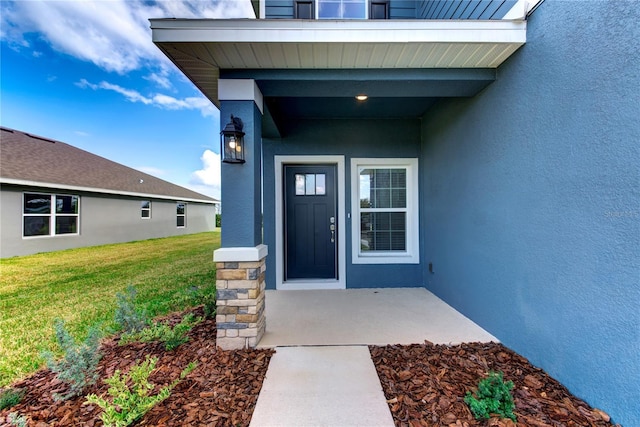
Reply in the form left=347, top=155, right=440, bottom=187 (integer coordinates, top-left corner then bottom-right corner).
left=284, top=164, right=337, bottom=280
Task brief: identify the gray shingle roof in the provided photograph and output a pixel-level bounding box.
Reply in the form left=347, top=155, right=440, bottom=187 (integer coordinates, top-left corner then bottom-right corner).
left=0, top=127, right=217, bottom=203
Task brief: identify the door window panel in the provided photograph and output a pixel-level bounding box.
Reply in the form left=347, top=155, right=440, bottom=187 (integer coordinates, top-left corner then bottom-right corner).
left=295, top=173, right=327, bottom=196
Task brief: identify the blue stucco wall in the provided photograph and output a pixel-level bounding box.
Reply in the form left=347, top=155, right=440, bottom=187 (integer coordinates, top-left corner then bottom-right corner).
left=220, top=101, right=263, bottom=248
left=263, top=118, right=424, bottom=289
left=421, top=1, right=639, bottom=425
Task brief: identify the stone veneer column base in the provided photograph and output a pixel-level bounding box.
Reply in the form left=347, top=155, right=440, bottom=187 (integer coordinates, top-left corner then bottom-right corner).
left=214, top=245, right=268, bottom=350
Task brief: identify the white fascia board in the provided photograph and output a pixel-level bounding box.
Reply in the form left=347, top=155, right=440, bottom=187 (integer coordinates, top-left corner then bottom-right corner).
left=219, top=79, right=264, bottom=114
left=0, top=178, right=217, bottom=204
left=213, top=244, right=268, bottom=262
left=503, top=0, right=545, bottom=19
left=151, top=19, right=527, bottom=45
left=259, top=0, right=265, bottom=19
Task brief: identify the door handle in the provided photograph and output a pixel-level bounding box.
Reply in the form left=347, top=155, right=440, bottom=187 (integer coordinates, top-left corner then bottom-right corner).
left=330, top=217, right=335, bottom=243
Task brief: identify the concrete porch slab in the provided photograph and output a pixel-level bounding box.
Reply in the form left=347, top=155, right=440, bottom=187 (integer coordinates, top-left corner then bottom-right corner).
left=249, top=346, right=395, bottom=427
left=257, top=288, right=498, bottom=347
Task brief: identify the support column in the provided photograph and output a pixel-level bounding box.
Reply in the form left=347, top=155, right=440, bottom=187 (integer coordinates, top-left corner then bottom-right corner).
left=215, top=245, right=267, bottom=350
left=215, top=79, right=267, bottom=350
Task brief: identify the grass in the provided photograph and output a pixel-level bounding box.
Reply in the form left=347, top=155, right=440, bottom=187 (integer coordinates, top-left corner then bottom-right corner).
left=0, top=232, right=220, bottom=387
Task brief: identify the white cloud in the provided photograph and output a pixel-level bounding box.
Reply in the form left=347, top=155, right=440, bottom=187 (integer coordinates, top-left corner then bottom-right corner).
left=74, top=131, right=90, bottom=137
left=0, top=0, right=254, bottom=76
left=76, top=78, right=216, bottom=117
left=190, top=149, right=221, bottom=199
left=144, top=72, right=172, bottom=90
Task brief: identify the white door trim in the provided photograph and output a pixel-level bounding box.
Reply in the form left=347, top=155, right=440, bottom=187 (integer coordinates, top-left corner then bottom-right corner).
left=274, top=155, right=346, bottom=290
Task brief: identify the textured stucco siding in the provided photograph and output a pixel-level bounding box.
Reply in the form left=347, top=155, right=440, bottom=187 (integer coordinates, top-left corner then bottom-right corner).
left=0, top=186, right=215, bottom=258
left=263, top=118, right=424, bottom=290
left=219, top=101, right=263, bottom=248
left=420, top=1, right=639, bottom=425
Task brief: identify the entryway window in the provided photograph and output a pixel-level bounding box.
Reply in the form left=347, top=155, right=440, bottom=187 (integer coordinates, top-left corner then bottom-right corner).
left=350, top=158, right=419, bottom=264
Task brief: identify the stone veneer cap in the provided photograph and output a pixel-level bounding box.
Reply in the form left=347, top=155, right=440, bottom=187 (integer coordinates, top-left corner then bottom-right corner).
left=214, top=244, right=268, bottom=262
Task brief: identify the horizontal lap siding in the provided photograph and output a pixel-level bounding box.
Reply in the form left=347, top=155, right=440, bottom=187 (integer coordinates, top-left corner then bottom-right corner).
left=390, top=0, right=416, bottom=18
left=264, top=0, right=513, bottom=20
left=418, top=0, right=515, bottom=19
left=266, top=0, right=294, bottom=18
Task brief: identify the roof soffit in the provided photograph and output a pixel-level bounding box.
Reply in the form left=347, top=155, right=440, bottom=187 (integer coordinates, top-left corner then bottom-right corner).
left=151, top=19, right=527, bottom=108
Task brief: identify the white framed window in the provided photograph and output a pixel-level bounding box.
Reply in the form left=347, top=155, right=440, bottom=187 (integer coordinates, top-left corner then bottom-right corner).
left=141, top=200, right=151, bottom=219
left=350, top=158, right=419, bottom=264
left=23, top=193, right=80, bottom=238
left=176, top=202, right=186, bottom=227
left=318, top=0, right=367, bottom=19
left=295, top=1, right=388, bottom=19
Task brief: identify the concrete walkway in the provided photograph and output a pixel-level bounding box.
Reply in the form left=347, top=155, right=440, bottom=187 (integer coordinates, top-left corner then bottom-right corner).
left=258, top=288, right=497, bottom=347
left=250, top=346, right=395, bottom=427
left=250, top=288, right=498, bottom=426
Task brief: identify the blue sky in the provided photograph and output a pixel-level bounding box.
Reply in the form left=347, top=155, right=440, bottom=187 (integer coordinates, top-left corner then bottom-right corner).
left=1, top=0, right=256, bottom=200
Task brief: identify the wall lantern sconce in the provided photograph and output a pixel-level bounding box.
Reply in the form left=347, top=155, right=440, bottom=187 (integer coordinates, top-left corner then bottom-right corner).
left=220, top=115, right=245, bottom=164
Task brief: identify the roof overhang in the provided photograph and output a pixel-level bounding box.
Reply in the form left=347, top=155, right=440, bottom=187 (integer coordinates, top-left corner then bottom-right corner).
left=151, top=19, right=527, bottom=109
left=0, top=178, right=218, bottom=204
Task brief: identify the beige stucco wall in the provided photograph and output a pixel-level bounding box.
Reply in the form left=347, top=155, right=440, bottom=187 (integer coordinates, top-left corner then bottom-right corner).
left=0, top=185, right=216, bottom=258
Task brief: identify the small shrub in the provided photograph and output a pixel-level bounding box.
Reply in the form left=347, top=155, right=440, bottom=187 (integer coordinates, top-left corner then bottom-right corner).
left=119, top=313, right=202, bottom=351
left=464, top=371, right=517, bottom=422
left=114, top=285, right=148, bottom=334
left=7, top=412, right=28, bottom=427
left=215, top=214, right=221, bottom=228
left=0, top=388, right=24, bottom=410
left=41, top=319, right=103, bottom=401
left=175, top=284, right=216, bottom=318
left=85, top=356, right=196, bottom=427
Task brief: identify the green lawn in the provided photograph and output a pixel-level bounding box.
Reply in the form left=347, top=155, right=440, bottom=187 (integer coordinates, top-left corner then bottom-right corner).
left=0, top=232, right=220, bottom=387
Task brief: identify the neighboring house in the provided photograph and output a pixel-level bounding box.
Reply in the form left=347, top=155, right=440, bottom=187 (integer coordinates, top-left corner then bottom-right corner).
left=0, top=127, right=219, bottom=258
left=150, top=0, right=639, bottom=424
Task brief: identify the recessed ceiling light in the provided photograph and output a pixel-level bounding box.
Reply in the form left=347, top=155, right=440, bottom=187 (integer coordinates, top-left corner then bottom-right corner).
left=355, top=95, right=368, bottom=101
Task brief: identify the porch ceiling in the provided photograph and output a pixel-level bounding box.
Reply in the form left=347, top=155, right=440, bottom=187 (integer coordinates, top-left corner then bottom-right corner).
left=151, top=19, right=527, bottom=118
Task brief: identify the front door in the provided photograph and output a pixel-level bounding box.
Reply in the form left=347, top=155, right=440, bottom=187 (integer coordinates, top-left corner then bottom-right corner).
left=284, top=164, right=337, bottom=280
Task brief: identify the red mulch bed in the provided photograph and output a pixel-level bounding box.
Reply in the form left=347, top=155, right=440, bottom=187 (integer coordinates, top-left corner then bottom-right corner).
left=370, top=342, right=620, bottom=427
left=1, top=307, right=274, bottom=427
left=2, top=309, right=622, bottom=427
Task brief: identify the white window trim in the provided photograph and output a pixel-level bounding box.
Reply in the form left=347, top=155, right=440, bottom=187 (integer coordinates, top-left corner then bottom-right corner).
left=176, top=201, right=186, bottom=228
left=141, top=200, right=151, bottom=219
left=316, top=0, right=369, bottom=19
left=274, top=155, right=346, bottom=290
left=22, top=192, right=80, bottom=238
left=350, top=158, right=419, bottom=264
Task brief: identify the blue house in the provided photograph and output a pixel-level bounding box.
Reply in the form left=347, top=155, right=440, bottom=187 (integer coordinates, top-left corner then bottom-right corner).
left=150, top=1, right=639, bottom=424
